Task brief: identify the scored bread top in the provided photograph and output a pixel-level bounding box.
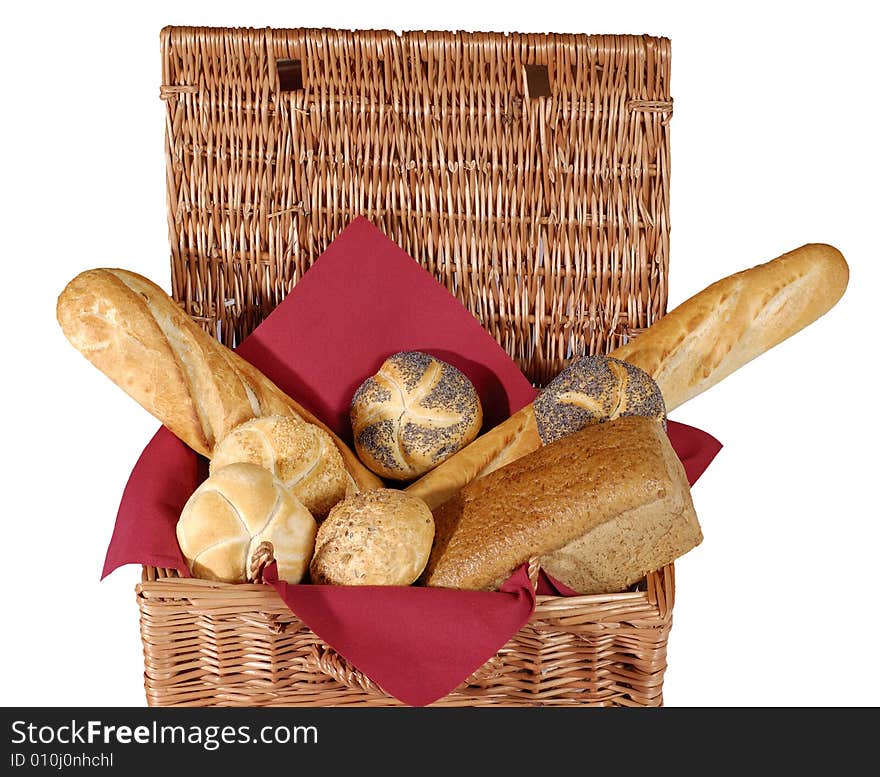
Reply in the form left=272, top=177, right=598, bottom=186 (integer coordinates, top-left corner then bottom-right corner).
left=210, top=416, right=351, bottom=519
left=611, top=243, right=849, bottom=412
left=56, top=267, right=385, bottom=491
left=57, top=269, right=300, bottom=455
left=351, top=351, right=483, bottom=480
left=533, top=355, right=666, bottom=444
left=176, top=462, right=317, bottom=584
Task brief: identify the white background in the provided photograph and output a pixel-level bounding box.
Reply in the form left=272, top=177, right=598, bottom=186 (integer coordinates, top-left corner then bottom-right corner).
left=1, top=0, right=877, bottom=707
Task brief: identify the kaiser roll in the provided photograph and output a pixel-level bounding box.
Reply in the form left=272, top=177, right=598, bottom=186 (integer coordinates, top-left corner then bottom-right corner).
left=210, top=415, right=351, bottom=519
left=176, top=462, right=317, bottom=584
left=533, top=355, right=666, bottom=444
left=350, top=351, right=483, bottom=480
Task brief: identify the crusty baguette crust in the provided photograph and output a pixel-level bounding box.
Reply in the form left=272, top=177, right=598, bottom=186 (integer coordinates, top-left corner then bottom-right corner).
left=406, top=243, right=848, bottom=508
left=611, top=243, right=849, bottom=411
left=404, top=406, right=540, bottom=511
left=57, top=268, right=383, bottom=491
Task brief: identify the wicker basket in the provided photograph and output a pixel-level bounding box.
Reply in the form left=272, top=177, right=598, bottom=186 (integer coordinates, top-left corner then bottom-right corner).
left=138, top=26, right=674, bottom=707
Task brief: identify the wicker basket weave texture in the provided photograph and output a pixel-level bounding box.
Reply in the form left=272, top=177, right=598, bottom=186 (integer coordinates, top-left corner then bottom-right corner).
left=161, top=26, right=672, bottom=386
left=139, top=26, right=675, bottom=708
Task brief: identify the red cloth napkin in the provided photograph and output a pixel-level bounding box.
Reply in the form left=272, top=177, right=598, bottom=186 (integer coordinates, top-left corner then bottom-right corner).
left=102, top=216, right=722, bottom=706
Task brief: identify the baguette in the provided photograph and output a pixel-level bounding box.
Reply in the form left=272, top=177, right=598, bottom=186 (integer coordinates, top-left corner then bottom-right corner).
left=56, top=268, right=383, bottom=491
left=407, top=243, right=848, bottom=509
left=610, top=243, right=849, bottom=411
left=405, top=406, right=540, bottom=510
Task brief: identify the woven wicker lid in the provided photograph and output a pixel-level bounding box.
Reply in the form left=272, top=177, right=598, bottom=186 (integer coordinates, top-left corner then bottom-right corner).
left=161, top=26, right=672, bottom=386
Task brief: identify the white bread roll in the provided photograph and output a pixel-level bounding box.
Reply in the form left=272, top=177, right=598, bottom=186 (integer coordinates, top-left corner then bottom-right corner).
left=176, top=463, right=317, bottom=584
left=350, top=351, right=483, bottom=481
left=309, top=489, right=434, bottom=586
left=210, top=416, right=352, bottom=519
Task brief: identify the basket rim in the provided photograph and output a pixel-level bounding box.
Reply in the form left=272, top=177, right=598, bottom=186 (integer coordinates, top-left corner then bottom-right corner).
left=161, top=24, right=671, bottom=42
left=137, top=563, right=674, bottom=616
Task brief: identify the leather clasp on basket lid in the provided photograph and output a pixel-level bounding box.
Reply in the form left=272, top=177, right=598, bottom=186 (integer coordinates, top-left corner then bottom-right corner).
left=523, top=63, right=551, bottom=98
left=276, top=58, right=304, bottom=92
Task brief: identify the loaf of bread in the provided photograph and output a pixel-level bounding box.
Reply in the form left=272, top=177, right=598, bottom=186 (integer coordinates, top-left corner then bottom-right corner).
left=56, top=268, right=382, bottom=491
left=309, top=489, right=435, bottom=586
left=176, top=462, right=317, bottom=584
left=422, top=416, right=701, bottom=594
left=210, top=416, right=352, bottom=519
left=350, top=351, right=483, bottom=480
left=406, top=355, right=664, bottom=509
left=408, top=243, right=848, bottom=509
left=610, top=243, right=849, bottom=411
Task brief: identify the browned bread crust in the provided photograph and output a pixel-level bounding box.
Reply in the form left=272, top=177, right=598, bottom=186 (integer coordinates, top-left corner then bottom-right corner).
left=406, top=354, right=664, bottom=511
left=56, top=268, right=383, bottom=491
left=611, top=243, right=849, bottom=411
left=350, top=351, right=483, bottom=480
left=210, top=416, right=352, bottom=519
left=422, top=416, right=701, bottom=594
left=309, top=489, right=434, bottom=586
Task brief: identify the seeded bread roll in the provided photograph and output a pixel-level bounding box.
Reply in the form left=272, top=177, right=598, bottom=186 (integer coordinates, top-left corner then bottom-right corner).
left=533, top=355, right=665, bottom=444
left=176, top=462, right=317, bottom=584
left=309, top=490, right=435, bottom=586
left=210, top=416, right=353, bottom=519
left=406, top=355, right=664, bottom=509
left=350, top=351, right=483, bottom=481
left=422, top=416, right=701, bottom=594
